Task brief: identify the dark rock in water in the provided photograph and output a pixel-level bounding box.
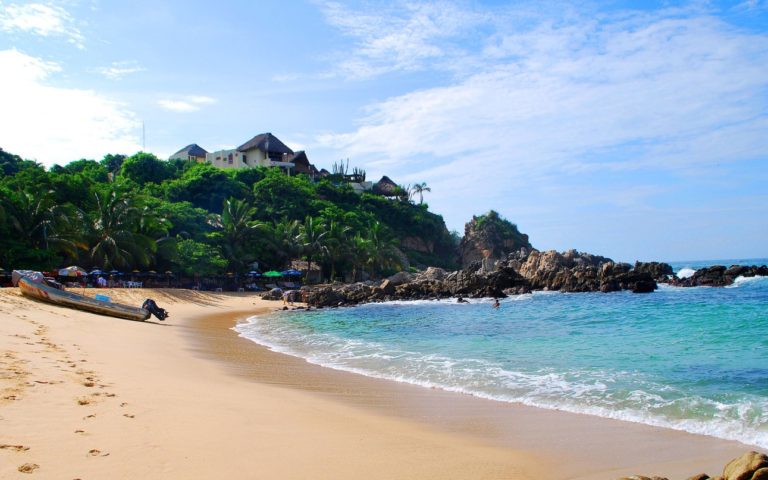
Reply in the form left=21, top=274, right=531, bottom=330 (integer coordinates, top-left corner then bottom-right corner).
left=631, top=279, right=656, bottom=293
left=379, top=279, right=395, bottom=295
left=634, top=261, right=674, bottom=281
left=667, top=265, right=768, bottom=288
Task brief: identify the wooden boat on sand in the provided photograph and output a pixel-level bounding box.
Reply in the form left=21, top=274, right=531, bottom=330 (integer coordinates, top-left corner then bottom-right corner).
left=14, top=272, right=150, bottom=322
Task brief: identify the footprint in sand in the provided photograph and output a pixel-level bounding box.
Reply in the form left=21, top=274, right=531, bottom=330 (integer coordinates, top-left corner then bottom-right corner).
left=88, top=449, right=109, bottom=457
left=17, top=463, right=39, bottom=473
left=123, top=414, right=135, bottom=418
left=0, top=444, right=30, bottom=451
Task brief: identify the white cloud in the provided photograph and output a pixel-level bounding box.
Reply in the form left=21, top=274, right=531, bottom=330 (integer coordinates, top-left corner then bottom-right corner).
left=95, top=61, right=145, bottom=80
left=158, top=95, right=218, bottom=112
left=319, top=0, right=486, bottom=78
left=320, top=8, right=768, bottom=184
left=0, top=49, right=140, bottom=166
left=0, top=2, right=85, bottom=48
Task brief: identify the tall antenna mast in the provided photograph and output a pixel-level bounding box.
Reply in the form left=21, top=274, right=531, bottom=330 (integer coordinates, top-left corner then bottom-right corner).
left=142, top=121, right=146, bottom=151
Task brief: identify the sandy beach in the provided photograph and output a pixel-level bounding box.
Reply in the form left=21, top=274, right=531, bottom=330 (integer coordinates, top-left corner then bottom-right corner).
left=0, top=287, right=753, bottom=479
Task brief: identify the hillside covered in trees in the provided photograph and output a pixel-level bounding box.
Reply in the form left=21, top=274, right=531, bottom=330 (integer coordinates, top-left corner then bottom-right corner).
left=0, top=148, right=458, bottom=283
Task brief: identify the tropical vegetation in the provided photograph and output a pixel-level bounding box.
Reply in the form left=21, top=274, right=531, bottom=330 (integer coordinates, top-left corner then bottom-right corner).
left=0, top=148, right=458, bottom=285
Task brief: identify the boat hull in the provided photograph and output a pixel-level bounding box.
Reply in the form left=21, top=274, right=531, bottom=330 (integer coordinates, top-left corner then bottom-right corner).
left=18, top=276, right=150, bottom=322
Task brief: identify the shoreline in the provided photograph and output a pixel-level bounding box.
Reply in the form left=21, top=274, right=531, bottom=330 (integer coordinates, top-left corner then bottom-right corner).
left=188, top=301, right=753, bottom=480
left=0, top=287, right=756, bottom=479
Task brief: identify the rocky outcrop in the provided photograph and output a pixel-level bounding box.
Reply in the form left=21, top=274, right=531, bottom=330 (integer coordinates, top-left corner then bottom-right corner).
left=723, top=451, right=768, bottom=480
left=616, top=451, right=768, bottom=480
left=459, top=211, right=532, bottom=270
left=666, top=265, right=768, bottom=288
left=304, top=249, right=673, bottom=307
left=633, top=261, right=674, bottom=281
left=401, top=236, right=434, bottom=253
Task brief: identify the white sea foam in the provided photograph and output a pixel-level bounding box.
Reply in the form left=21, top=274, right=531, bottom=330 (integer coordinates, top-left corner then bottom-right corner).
left=677, top=268, right=696, bottom=279
left=234, top=312, right=768, bottom=449
left=727, top=275, right=767, bottom=288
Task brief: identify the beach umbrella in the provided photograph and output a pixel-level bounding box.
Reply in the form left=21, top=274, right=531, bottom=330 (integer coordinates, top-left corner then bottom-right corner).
left=281, top=269, right=302, bottom=277
left=109, top=269, right=121, bottom=276
left=89, top=269, right=104, bottom=276
left=59, top=266, right=86, bottom=277
left=246, top=271, right=261, bottom=277
left=263, top=270, right=283, bottom=278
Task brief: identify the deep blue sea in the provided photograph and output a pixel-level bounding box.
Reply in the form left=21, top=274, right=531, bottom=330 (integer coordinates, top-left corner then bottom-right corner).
left=236, top=258, right=768, bottom=447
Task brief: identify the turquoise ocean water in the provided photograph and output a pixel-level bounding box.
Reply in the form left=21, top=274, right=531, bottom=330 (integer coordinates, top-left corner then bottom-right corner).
left=235, top=259, right=768, bottom=447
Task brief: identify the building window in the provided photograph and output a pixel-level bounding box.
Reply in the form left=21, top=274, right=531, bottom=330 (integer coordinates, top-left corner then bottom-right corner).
left=242, top=154, right=247, bottom=164
left=228, top=153, right=233, bottom=164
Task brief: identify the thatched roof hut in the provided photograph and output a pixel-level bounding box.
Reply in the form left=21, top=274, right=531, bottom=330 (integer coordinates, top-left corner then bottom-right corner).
left=288, top=151, right=314, bottom=176
left=169, top=144, right=208, bottom=161
left=372, top=175, right=399, bottom=196
left=237, top=132, right=294, bottom=156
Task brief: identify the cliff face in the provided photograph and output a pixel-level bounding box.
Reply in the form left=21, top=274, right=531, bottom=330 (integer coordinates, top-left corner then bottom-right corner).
left=459, top=211, right=533, bottom=269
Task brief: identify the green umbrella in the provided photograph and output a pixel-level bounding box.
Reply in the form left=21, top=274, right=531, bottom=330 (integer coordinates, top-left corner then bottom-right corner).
left=263, top=271, right=283, bottom=277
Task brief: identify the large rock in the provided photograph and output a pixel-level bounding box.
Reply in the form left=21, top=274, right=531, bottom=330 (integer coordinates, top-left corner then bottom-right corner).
left=262, top=288, right=283, bottom=301
left=723, top=451, right=768, bottom=480
left=634, top=261, right=674, bottom=281
left=459, top=211, right=533, bottom=269
left=387, top=271, right=415, bottom=286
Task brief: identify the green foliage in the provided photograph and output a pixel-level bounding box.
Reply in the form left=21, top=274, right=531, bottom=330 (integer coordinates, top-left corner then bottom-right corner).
left=120, top=152, right=174, bottom=186
left=0, top=148, right=39, bottom=177
left=252, top=168, right=317, bottom=222
left=165, top=163, right=246, bottom=213
left=0, top=147, right=461, bottom=279
left=175, top=239, right=227, bottom=277
left=230, top=167, right=266, bottom=188
left=100, top=153, right=126, bottom=176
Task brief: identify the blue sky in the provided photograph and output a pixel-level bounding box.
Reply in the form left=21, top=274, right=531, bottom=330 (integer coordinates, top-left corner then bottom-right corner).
left=1, top=0, right=766, bottom=262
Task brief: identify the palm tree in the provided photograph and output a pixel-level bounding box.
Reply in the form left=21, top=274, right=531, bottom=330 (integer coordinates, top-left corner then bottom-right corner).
left=3, top=188, right=79, bottom=260
left=216, top=197, right=263, bottom=274
left=322, top=220, right=351, bottom=282
left=410, top=182, right=431, bottom=204
left=296, top=216, right=327, bottom=283
left=348, top=233, right=373, bottom=282
left=268, top=217, right=302, bottom=269
left=88, top=189, right=156, bottom=270
left=365, top=221, right=402, bottom=277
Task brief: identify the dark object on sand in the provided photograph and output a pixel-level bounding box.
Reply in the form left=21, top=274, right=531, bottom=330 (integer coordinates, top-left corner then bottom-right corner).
left=142, top=298, right=169, bottom=321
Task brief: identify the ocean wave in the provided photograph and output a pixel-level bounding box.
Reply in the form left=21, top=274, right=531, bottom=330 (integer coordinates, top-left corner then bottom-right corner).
left=234, top=312, right=768, bottom=449
left=727, top=275, right=767, bottom=288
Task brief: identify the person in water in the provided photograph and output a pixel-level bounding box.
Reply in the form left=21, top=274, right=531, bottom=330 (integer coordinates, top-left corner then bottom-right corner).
left=492, top=298, right=500, bottom=309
